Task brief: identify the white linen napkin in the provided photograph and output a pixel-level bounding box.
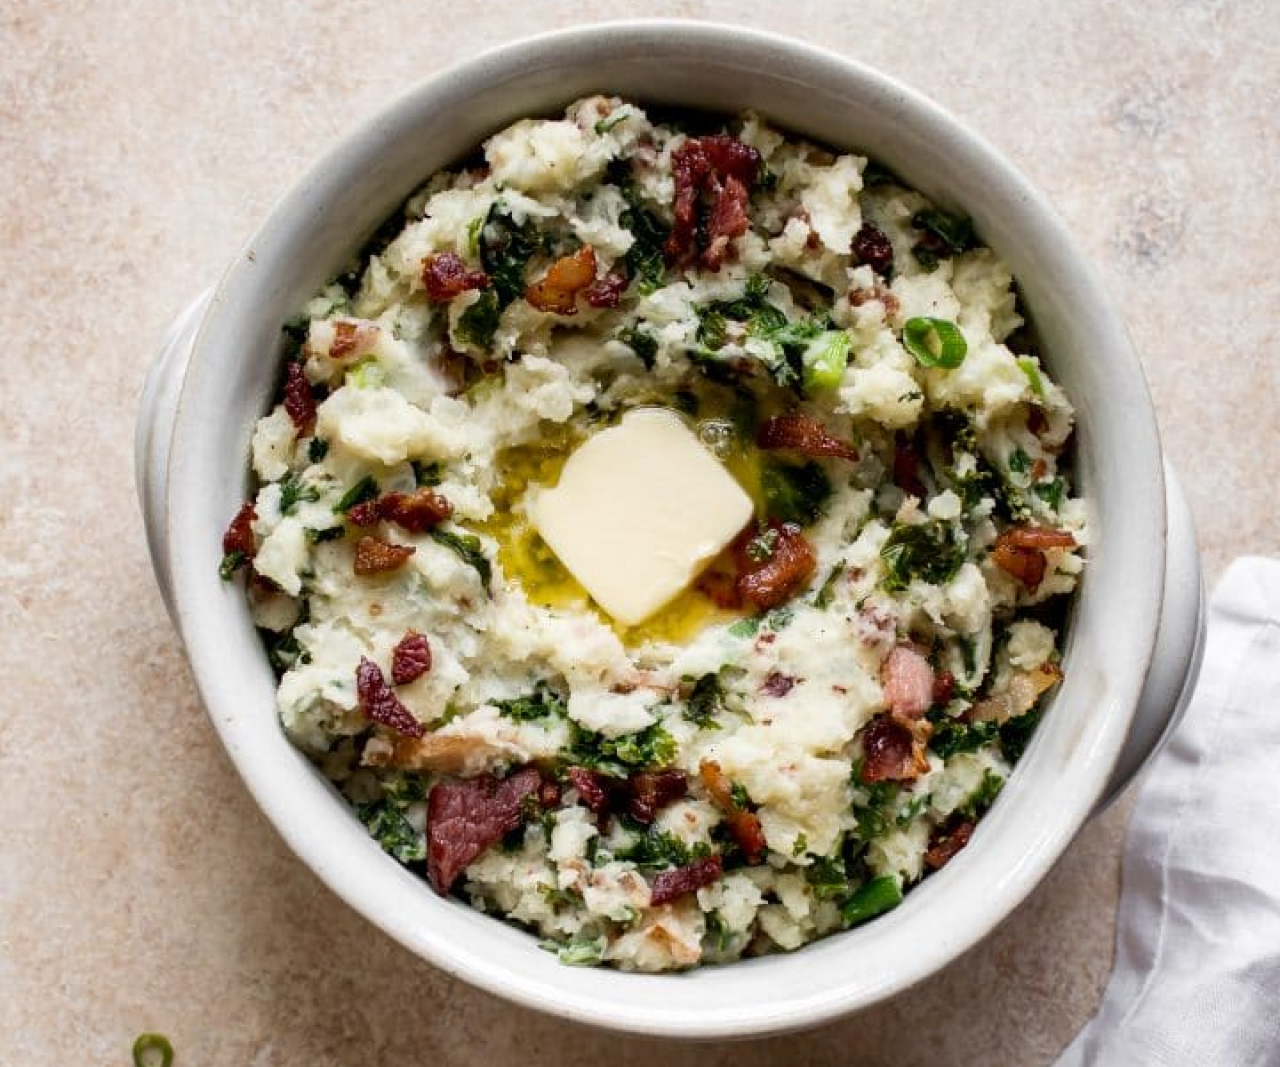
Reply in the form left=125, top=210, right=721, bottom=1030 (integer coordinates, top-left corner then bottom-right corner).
left=1053, top=557, right=1280, bottom=1066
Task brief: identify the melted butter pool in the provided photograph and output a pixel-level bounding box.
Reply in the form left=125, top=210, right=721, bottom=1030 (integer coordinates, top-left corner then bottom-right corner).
left=480, top=402, right=766, bottom=646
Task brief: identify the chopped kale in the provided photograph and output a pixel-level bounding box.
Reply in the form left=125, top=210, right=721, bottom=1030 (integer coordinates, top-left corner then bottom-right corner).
left=566, top=721, right=678, bottom=777
left=693, top=275, right=831, bottom=388
left=616, top=325, right=658, bottom=369
left=429, top=527, right=493, bottom=591
left=1008, top=448, right=1032, bottom=475
left=962, top=769, right=1006, bottom=818
left=278, top=471, right=319, bottom=515
left=412, top=459, right=445, bottom=487
left=927, top=713, right=999, bottom=759
left=704, top=911, right=734, bottom=953
left=806, top=854, right=851, bottom=901
left=851, top=774, right=925, bottom=842
left=728, top=604, right=796, bottom=639
left=542, top=935, right=607, bottom=966
left=1034, top=477, right=1066, bottom=510
left=685, top=672, right=729, bottom=727
left=478, top=203, right=547, bottom=306
left=696, top=307, right=729, bottom=351
left=606, top=162, right=668, bottom=295
left=616, top=821, right=705, bottom=869
left=334, top=474, right=379, bottom=514
left=910, top=207, right=976, bottom=270
left=880, top=519, right=966, bottom=591
left=356, top=794, right=427, bottom=864
left=455, top=288, right=501, bottom=350
left=761, top=460, right=832, bottom=526
left=494, top=685, right=567, bottom=722
left=1000, top=708, right=1043, bottom=762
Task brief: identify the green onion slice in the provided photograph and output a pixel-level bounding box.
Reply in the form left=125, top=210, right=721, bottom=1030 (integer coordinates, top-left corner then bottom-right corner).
left=1017, top=355, right=1045, bottom=397
left=902, top=317, right=967, bottom=369
left=840, top=875, right=904, bottom=927
left=133, top=1033, right=174, bottom=1067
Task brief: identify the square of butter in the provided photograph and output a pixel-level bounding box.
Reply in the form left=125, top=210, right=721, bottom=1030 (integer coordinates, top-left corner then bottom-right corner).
left=528, top=407, right=754, bottom=626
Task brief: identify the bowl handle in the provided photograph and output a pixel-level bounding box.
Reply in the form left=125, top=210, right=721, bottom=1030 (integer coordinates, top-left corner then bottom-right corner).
left=135, top=290, right=210, bottom=624
left=1094, top=462, right=1206, bottom=813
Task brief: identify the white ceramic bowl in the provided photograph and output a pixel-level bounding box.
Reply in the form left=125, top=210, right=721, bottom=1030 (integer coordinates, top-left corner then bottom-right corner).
left=136, top=21, right=1205, bottom=1038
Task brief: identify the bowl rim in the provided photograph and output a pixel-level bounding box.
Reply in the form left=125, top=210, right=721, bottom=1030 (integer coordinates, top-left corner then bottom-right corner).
left=163, top=19, right=1167, bottom=1038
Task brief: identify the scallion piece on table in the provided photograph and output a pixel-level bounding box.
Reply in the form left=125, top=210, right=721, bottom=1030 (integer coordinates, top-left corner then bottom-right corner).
left=132, top=1033, right=174, bottom=1067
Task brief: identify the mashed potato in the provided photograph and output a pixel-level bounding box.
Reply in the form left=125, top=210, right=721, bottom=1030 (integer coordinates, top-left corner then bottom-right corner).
left=222, top=97, right=1086, bottom=971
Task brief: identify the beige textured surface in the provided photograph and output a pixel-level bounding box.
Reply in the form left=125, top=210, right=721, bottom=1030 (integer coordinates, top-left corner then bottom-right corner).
left=2, top=1, right=1277, bottom=1063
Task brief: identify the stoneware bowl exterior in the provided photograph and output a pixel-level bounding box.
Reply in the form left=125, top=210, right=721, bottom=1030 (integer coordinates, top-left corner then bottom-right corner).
left=139, top=21, right=1203, bottom=1039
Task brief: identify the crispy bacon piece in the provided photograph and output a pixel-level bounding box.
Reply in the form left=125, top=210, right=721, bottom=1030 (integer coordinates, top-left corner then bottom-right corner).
left=363, top=732, right=508, bottom=775
left=282, top=361, right=316, bottom=434
left=426, top=766, right=543, bottom=894
left=421, top=252, right=489, bottom=303
left=757, top=414, right=858, bottom=460
left=353, top=535, right=415, bottom=575
left=222, top=502, right=257, bottom=560
left=924, top=819, right=975, bottom=870
left=893, top=434, right=926, bottom=498
left=699, top=760, right=766, bottom=864
left=525, top=246, right=597, bottom=315
left=970, top=662, right=1063, bottom=724
left=881, top=644, right=936, bottom=720
left=849, top=281, right=901, bottom=318
left=355, top=657, right=425, bottom=738
left=1002, top=525, right=1078, bottom=550
left=583, top=271, right=627, bottom=309
left=378, top=489, right=453, bottom=532
left=860, top=714, right=926, bottom=783
left=665, top=135, right=762, bottom=269
left=566, top=766, right=611, bottom=813
left=852, top=221, right=895, bottom=277
left=702, top=174, right=751, bottom=271
left=649, top=854, right=724, bottom=906
left=992, top=541, right=1046, bottom=590
left=390, top=631, right=432, bottom=685
left=626, top=770, right=688, bottom=825
left=761, top=672, right=796, bottom=698
left=347, top=489, right=453, bottom=532
left=736, top=521, right=817, bottom=610
left=329, top=319, right=379, bottom=361
left=346, top=497, right=382, bottom=527
left=992, top=524, right=1077, bottom=591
